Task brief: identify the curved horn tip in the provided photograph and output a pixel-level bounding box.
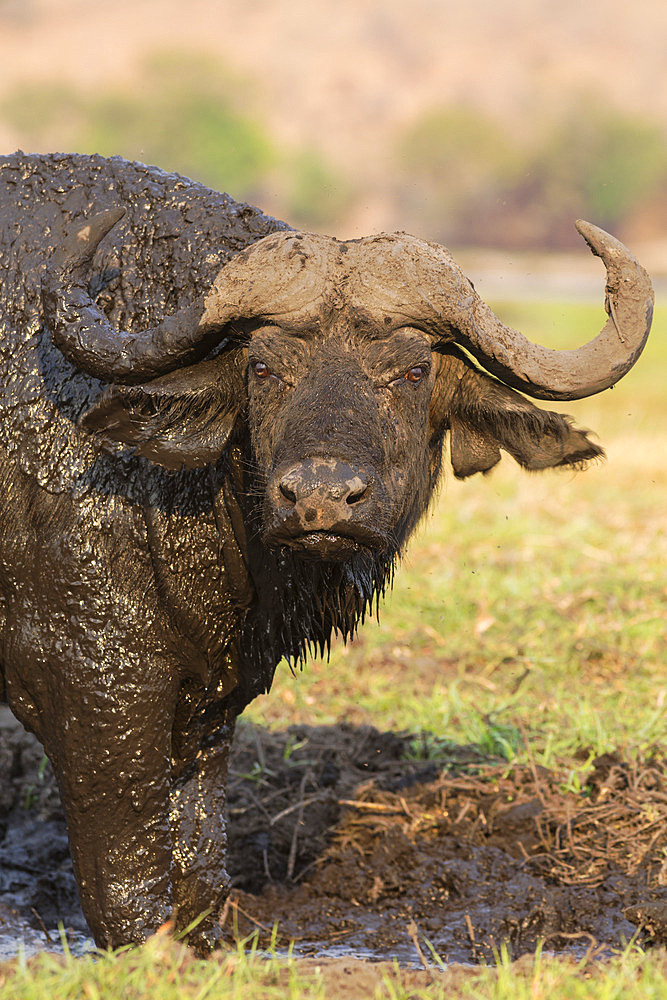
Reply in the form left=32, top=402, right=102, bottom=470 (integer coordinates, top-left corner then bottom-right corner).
left=62, top=207, right=126, bottom=268
left=74, top=206, right=126, bottom=248
left=575, top=218, right=629, bottom=259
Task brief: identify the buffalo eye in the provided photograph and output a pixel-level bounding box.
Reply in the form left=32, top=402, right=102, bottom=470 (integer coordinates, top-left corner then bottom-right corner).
left=252, top=360, right=272, bottom=380
left=404, top=366, right=424, bottom=384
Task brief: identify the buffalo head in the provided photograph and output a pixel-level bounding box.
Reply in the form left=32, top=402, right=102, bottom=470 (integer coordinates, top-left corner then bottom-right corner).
left=42, top=212, right=653, bottom=565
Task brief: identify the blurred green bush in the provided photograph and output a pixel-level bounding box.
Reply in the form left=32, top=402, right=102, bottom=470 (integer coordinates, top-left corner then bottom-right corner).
left=395, top=97, right=667, bottom=247
left=2, top=51, right=354, bottom=230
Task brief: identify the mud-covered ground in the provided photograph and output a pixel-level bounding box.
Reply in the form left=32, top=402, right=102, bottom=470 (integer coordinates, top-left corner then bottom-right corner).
left=0, top=704, right=665, bottom=965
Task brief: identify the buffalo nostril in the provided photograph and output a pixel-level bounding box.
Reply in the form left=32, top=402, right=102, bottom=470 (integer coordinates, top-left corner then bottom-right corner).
left=345, top=476, right=368, bottom=505
left=279, top=481, right=297, bottom=504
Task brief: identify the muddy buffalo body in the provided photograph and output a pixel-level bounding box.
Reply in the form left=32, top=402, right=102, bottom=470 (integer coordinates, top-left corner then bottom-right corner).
left=0, top=153, right=653, bottom=951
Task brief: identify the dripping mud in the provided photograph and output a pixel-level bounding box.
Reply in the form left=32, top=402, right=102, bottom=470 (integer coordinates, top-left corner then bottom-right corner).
left=0, top=705, right=665, bottom=966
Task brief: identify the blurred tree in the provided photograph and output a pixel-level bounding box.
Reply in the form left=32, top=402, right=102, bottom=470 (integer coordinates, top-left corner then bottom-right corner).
left=394, top=98, right=667, bottom=248
left=2, top=51, right=354, bottom=229
left=282, top=151, right=356, bottom=229
left=4, top=52, right=274, bottom=202
left=394, top=106, right=521, bottom=244
left=527, top=98, right=667, bottom=232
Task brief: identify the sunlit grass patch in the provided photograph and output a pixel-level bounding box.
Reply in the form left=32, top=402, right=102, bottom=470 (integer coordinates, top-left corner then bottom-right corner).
left=1, top=933, right=666, bottom=1000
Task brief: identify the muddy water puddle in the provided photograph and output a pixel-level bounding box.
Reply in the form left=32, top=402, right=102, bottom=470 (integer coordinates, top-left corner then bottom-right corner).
left=1, top=707, right=665, bottom=963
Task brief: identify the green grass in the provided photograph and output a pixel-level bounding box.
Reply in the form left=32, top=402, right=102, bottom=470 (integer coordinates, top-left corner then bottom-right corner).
left=2, top=934, right=665, bottom=999
left=3, top=302, right=665, bottom=997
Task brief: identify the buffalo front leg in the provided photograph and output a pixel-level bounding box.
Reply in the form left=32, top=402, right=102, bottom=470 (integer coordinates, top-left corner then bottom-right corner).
left=170, top=703, right=236, bottom=952
left=35, top=655, right=179, bottom=949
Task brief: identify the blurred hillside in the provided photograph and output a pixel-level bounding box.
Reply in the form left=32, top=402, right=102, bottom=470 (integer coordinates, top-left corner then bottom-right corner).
left=2, top=0, right=667, bottom=256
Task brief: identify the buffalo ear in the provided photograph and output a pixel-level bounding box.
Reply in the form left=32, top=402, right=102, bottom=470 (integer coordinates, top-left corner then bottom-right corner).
left=81, top=351, right=246, bottom=471
left=449, top=420, right=502, bottom=478
left=432, top=350, right=604, bottom=480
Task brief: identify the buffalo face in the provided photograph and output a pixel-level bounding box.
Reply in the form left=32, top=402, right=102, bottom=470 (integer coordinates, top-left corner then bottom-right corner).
left=247, top=321, right=436, bottom=561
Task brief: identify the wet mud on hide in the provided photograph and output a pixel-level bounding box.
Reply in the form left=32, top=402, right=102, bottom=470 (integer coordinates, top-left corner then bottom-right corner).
left=0, top=705, right=665, bottom=965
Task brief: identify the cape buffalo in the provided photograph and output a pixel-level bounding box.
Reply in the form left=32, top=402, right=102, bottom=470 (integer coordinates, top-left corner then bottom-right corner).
left=0, top=152, right=653, bottom=951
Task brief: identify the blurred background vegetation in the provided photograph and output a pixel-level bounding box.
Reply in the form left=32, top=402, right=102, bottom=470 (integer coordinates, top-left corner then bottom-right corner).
left=394, top=98, right=667, bottom=248
left=4, top=44, right=667, bottom=250
left=2, top=52, right=354, bottom=230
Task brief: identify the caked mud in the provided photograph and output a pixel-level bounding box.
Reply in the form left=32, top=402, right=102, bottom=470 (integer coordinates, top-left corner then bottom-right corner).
left=0, top=705, right=665, bottom=965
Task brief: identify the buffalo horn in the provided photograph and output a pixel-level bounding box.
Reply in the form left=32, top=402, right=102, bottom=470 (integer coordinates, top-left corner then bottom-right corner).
left=42, top=209, right=243, bottom=385
left=436, top=221, right=654, bottom=401
left=46, top=211, right=653, bottom=401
